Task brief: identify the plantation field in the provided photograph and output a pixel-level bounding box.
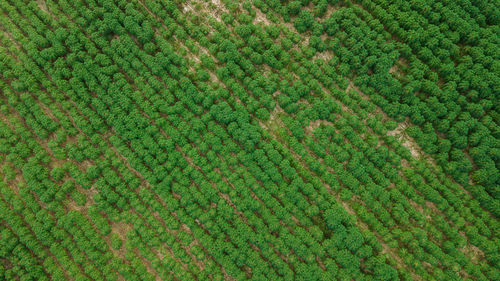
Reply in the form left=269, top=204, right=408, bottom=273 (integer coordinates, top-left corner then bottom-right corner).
left=0, top=0, right=498, bottom=280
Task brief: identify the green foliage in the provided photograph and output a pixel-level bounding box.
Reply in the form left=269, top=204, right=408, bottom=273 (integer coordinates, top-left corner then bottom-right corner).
left=0, top=1, right=496, bottom=280
left=110, top=233, right=123, bottom=250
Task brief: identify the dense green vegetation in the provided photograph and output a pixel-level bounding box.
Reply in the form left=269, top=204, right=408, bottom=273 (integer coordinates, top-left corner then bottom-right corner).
left=0, top=0, right=498, bottom=280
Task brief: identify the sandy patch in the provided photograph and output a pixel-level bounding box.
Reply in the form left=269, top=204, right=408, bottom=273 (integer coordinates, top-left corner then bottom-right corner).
left=254, top=9, right=271, bottom=25
left=37, top=0, right=48, bottom=12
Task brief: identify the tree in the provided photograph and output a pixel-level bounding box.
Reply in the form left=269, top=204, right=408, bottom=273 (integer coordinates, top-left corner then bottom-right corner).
left=110, top=233, right=123, bottom=250
left=309, top=36, right=326, bottom=52
left=294, top=10, right=315, bottom=33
